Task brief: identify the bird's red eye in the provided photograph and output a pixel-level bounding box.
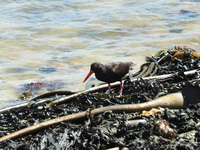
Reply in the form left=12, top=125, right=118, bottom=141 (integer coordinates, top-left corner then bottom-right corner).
left=94, top=64, right=98, bottom=68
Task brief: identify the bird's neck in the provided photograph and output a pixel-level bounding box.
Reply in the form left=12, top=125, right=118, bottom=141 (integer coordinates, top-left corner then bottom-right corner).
left=94, top=66, right=107, bottom=80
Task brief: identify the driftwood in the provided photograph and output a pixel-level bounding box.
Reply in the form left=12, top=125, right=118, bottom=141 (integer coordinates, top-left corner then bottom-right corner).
left=0, top=92, right=184, bottom=141
left=0, top=69, right=197, bottom=114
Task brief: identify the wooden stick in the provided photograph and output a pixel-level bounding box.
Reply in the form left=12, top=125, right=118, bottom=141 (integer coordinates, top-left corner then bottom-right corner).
left=0, top=69, right=197, bottom=114
left=0, top=92, right=184, bottom=141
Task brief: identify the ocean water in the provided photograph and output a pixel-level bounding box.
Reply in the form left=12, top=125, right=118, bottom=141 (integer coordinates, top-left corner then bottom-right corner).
left=0, top=0, right=200, bottom=108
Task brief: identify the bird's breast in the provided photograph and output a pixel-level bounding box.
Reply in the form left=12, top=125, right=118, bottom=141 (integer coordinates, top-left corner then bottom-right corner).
left=94, top=71, right=121, bottom=83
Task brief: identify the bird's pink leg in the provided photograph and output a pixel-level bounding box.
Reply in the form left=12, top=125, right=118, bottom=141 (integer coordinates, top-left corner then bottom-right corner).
left=117, top=81, right=124, bottom=97
left=108, top=83, right=111, bottom=94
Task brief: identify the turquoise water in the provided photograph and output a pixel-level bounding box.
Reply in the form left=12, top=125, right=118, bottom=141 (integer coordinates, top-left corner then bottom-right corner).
left=0, top=0, right=200, bottom=108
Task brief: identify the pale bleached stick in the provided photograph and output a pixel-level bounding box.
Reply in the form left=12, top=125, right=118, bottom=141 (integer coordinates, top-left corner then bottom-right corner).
left=0, top=92, right=184, bottom=141
left=0, top=69, right=197, bottom=114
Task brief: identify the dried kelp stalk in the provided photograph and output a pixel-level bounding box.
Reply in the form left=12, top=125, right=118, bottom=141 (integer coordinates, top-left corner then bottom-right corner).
left=0, top=92, right=184, bottom=141
left=0, top=69, right=197, bottom=114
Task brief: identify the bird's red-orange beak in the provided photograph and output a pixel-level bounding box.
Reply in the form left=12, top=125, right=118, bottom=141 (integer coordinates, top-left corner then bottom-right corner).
left=83, top=70, right=94, bottom=82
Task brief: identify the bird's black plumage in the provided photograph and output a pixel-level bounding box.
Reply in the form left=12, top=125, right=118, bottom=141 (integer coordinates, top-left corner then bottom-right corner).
left=90, top=62, right=133, bottom=83
left=83, top=62, right=134, bottom=97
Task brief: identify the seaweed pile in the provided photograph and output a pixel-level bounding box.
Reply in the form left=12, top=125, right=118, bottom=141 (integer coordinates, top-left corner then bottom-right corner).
left=0, top=47, right=200, bottom=149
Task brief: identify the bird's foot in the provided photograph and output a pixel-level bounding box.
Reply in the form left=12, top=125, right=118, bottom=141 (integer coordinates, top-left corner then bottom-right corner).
left=116, top=94, right=123, bottom=97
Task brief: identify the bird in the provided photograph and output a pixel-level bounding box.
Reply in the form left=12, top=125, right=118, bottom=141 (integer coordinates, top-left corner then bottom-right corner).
left=83, top=62, right=134, bottom=97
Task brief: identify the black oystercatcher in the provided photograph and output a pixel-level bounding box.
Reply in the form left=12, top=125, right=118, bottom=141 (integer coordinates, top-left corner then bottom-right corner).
left=83, top=62, right=134, bottom=97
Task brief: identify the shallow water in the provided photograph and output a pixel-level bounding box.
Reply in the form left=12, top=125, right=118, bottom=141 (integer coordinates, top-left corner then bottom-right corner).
left=0, top=0, right=200, bottom=108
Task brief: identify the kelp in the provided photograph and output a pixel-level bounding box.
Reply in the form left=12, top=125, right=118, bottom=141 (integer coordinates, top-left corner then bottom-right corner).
left=0, top=104, right=199, bottom=149
left=0, top=46, right=200, bottom=149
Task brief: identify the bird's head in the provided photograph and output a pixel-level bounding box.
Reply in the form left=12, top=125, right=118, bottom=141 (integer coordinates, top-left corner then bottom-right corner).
left=83, top=62, right=102, bottom=83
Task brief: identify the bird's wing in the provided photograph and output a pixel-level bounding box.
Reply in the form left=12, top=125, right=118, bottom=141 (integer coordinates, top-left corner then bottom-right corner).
left=106, top=62, right=133, bottom=77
